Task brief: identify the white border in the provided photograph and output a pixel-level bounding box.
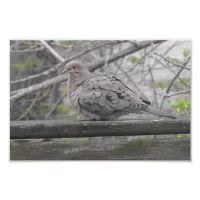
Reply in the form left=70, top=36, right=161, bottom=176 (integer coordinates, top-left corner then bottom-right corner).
left=1, top=1, right=199, bottom=200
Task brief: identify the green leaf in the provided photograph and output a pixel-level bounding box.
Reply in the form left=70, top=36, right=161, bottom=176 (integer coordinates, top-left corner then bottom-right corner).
left=151, top=81, right=167, bottom=88
left=58, top=40, right=74, bottom=45
left=175, top=78, right=190, bottom=87
left=186, top=112, right=190, bottom=117
left=169, top=98, right=191, bottom=115
left=176, top=134, right=185, bottom=139
left=28, top=59, right=40, bottom=67
left=63, top=137, right=89, bottom=142
left=165, top=56, right=181, bottom=65
left=10, top=63, right=25, bottom=70
left=63, top=138, right=75, bottom=142
left=152, top=82, right=158, bottom=88
left=169, top=100, right=178, bottom=106
left=35, top=103, right=50, bottom=116
left=175, top=107, right=182, bottom=113
left=158, top=82, right=167, bottom=88
left=56, top=104, right=70, bottom=114
left=139, top=52, right=143, bottom=57
left=182, top=48, right=190, bottom=58
left=59, top=87, right=67, bottom=97
left=128, top=56, right=139, bottom=63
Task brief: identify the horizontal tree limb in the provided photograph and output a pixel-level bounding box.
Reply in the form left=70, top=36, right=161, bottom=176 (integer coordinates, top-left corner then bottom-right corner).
left=10, top=119, right=190, bottom=139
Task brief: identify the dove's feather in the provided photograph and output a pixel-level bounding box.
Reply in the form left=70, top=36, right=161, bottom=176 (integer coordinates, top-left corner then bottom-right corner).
left=66, top=61, right=179, bottom=120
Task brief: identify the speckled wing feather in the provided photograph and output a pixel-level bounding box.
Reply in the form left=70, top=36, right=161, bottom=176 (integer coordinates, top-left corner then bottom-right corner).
left=77, top=74, right=148, bottom=119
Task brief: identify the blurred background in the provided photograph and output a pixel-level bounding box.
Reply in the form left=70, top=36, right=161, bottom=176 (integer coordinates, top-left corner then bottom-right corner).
left=10, top=40, right=191, bottom=121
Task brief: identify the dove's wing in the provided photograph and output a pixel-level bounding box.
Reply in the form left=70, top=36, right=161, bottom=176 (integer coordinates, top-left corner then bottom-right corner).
left=78, top=74, right=148, bottom=117
left=111, top=75, right=151, bottom=105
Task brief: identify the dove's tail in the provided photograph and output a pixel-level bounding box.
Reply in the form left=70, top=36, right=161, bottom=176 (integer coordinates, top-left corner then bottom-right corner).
left=146, top=106, right=178, bottom=119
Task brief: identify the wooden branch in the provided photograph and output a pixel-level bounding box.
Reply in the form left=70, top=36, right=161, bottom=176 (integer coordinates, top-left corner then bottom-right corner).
left=10, top=40, right=165, bottom=101
left=89, top=40, right=166, bottom=72
left=40, top=40, right=65, bottom=62
left=10, top=119, right=190, bottom=139
left=10, top=74, right=68, bottom=101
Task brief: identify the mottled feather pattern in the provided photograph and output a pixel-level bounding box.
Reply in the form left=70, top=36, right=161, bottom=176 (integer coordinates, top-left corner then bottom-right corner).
left=76, top=74, right=148, bottom=120
left=66, top=61, right=177, bottom=120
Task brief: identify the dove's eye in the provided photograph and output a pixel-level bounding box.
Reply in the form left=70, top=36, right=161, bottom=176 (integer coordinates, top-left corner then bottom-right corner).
left=72, top=66, right=76, bottom=69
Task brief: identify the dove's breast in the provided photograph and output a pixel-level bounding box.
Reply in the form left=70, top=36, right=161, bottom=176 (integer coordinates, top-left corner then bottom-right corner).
left=68, top=84, right=82, bottom=111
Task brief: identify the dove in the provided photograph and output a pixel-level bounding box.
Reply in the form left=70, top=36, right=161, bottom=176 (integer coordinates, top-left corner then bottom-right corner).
left=61, top=61, right=178, bottom=121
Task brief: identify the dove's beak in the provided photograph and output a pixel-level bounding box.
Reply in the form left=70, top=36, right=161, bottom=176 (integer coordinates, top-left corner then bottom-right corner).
left=61, top=69, right=68, bottom=74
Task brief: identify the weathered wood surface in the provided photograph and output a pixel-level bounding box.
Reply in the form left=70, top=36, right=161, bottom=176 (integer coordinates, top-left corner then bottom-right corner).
left=10, top=135, right=190, bottom=160
left=10, top=119, right=190, bottom=139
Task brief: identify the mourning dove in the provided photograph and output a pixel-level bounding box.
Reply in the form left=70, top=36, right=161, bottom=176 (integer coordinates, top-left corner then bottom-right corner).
left=62, top=61, right=178, bottom=120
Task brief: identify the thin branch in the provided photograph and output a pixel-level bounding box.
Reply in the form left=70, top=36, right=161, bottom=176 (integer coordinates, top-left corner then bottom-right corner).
left=142, top=41, right=187, bottom=80
left=117, top=42, right=164, bottom=76
left=10, top=74, right=68, bottom=101
left=15, top=93, right=39, bottom=120
left=166, top=90, right=190, bottom=98
left=10, top=42, right=44, bottom=53
left=45, top=93, right=68, bottom=120
left=148, top=64, right=159, bottom=108
left=40, top=40, right=65, bottom=62
left=115, top=59, right=148, bottom=100
left=150, top=55, right=190, bottom=88
left=160, top=57, right=191, bottom=109
left=10, top=62, right=65, bottom=85
left=154, top=52, right=191, bottom=71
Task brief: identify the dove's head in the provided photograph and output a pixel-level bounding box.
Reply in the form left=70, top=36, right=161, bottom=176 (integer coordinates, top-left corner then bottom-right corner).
left=62, top=61, right=90, bottom=84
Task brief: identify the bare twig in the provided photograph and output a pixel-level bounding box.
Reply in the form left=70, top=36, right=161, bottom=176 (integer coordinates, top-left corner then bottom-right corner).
left=148, top=64, right=159, bottom=108
left=150, top=55, right=190, bottom=88
left=142, top=41, right=187, bottom=80
left=160, top=57, right=191, bottom=109
left=115, top=60, right=148, bottom=100
left=15, top=93, right=39, bottom=120
left=166, top=90, right=190, bottom=98
left=45, top=92, right=68, bottom=120
left=10, top=42, right=44, bottom=53
left=154, top=52, right=191, bottom=71
left=117, top=42, right=164, bottom=76
left=40, top=40, right=65, bottom=62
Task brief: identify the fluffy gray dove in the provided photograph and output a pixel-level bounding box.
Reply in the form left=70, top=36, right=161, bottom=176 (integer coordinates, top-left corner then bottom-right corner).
left=62, top=61, right=178, bottom=120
